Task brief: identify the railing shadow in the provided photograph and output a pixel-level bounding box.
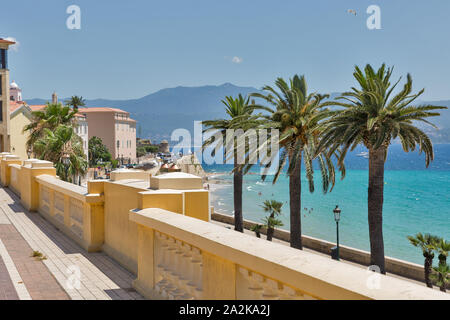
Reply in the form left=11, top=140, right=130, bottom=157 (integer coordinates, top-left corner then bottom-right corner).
left=2, top=187, right=142, bottom=300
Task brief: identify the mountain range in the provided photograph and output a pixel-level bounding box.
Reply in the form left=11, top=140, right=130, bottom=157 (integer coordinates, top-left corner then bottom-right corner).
left=25, top=83, right=450, bottom=143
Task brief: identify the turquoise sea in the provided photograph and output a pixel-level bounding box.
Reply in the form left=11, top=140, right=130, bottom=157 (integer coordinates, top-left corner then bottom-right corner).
left=203, top=144, right=450, bottom=265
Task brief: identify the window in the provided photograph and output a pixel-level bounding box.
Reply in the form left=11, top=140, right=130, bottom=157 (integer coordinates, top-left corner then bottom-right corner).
left=0, top=49, right=7, bottom=69
left=0, top=101, right=3, bottom=122
left=0, top=75, right=2, bottom=95
left=117, top=140, right=120, bottom=148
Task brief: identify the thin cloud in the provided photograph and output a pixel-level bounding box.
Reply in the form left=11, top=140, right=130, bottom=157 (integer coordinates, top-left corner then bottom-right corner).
left=225, top=56, right=244, bottom=64
left=231, top=56, right=243, bottom=64
left=4, top=37, right=20, bottom=52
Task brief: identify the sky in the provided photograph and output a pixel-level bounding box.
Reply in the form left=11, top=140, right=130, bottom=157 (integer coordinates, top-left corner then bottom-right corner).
left=1, top=0, right=450, bottom=101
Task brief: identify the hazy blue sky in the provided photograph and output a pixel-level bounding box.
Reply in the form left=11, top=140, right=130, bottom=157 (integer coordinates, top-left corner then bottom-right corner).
left=1, top=0, right=450, bottom=100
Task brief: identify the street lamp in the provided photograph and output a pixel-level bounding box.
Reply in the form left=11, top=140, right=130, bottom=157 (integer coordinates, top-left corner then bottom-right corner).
left=62, top=152, right=70, bottom=182
left=331, top=205, right=341, bottom=261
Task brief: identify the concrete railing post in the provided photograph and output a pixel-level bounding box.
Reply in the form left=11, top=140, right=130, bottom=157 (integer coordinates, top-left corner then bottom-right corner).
left=0, top=155, right=21, bottom=186
left=20, top=160, right=56, bottom=211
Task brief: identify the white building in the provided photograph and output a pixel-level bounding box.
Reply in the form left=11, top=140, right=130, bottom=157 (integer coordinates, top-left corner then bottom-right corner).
left=74, top=113, right=89, bottom=159
left=9, top=80, right=22, bottom=102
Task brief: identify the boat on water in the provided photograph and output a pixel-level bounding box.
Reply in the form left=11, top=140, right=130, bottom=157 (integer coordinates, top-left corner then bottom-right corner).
left=356, top=151, right=369, bottom=159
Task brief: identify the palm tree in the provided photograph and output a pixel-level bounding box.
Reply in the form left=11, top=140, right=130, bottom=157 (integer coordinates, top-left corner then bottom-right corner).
left=65, top=95, right=86, bottom=112
left=318, top=64, right=447, bottom=273
left=34, top=125, right=88, bottom=182
left=408, top=233, right=440, bottom=288
left=434, top=238, right=450, bottom=291
left=202, top=94, right=262, bottom=232
left=261, top=200, right=283, bottom=241
left=249, top=75, right=340, bottom=249
left=23, top=102, right=77, bottom=155
left=430, top=264, right=449, bottom=293
left=436, top=238, right=450, bottom=266
left=250, top=224, right=263, bottom=238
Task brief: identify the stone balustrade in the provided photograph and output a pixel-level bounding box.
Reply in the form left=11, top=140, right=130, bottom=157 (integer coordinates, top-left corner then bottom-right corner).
left=130, top=207, right=449, bottom=300
left=0, top=154, right=448, bottom=300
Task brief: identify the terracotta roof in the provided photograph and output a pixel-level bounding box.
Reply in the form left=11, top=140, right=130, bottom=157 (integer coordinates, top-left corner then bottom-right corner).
left=0, top=39, right=15, bottom=45
left=29, top=105, right=46, bottom=112
left=9, top=101, right=24, bottom=112
left=77, top=107, right=129, bottom=114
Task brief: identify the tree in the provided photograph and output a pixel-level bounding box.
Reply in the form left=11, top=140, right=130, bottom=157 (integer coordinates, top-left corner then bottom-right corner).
left=23, top=102, right=77, bottom=154
left=250, top=224, right=263, bottom=238
left=249, top=75, right=340, bottom=249
left=34, top=125, right=88, bottom=182
left=430, top=264, right=449, bottom=293
left=408, top=233, right=439, bottom=288
left=202, top=94, right=261, bottom=232
left=434, top=238, right=450, bottom=291
left=65, top=95, right=86, bottom=112
left=319, top=64, right=447, bottom=273
left=261, top=200, right=283, bottom=241
left=89, top=136, right=112, bottom=166
left=137, top=146, right=147, bottom=158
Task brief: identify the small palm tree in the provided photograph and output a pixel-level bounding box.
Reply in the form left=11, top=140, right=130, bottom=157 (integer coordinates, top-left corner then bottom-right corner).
left=430, top=264, right=449, bottom=293
left=202, top=94, right=262, bottom=232
left=434, top=238, right=450, bottom=291
left=23, top=102, right=77, bottom=155
left=408, top=233, right=440, bottom=288
left=319, top=64, right=447, bottom=273
left=65, top=95, right=86, bottom=112
left=261, top=200, right=283, bottom=241
left=34, top=125, right=87, bottom=182
left=436, top=238, right=450, bottom=266
left=250, top=224, right=263, bottom=238
left=249, top=75, right=341, bottom=249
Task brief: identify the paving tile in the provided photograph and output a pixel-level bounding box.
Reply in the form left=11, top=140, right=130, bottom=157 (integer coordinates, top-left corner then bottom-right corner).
left=0, top=188, right=144, bottom=300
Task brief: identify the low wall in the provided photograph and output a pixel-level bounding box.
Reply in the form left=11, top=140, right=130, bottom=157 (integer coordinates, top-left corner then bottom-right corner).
left=211, top=212, right=426, bottom=284
left=130, top=208, right=448, bottom=300
left=1, top=154, right=447, bottom=300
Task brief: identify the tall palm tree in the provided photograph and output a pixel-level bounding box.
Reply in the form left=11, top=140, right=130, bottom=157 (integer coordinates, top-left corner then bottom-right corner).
left=34, top=125, right=87, bottom=182
left=318, top=64, right=447, bottom=273
left=261, top=200, right=283, bottom=241
left=23, top=102, right=77, bottom=155
left=202, top=94, right=261, bottom=232
left=65, top=95, right=86, bottom=112
left=248, top=75, right=341, bottom=249
left=408, top=233, right=439, bottom=288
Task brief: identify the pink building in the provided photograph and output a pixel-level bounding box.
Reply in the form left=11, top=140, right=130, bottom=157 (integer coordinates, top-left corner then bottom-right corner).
left=78, top=107, right=136, bottom=163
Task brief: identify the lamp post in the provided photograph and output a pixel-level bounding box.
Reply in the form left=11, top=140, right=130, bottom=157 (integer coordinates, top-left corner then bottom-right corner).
left=331, top=205, right=341, bottom=261
left=62, top=152, right=70, bottom=182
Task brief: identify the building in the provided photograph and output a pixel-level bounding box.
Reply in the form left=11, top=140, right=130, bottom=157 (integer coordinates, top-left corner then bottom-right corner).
left=0, top=38, right=15, bottom=152
left=9, top=101, right=32, bottom=159
left=9, top=80, right=22, bottom=102
left=78, top=107, right=136, bottom=163
left=74, top=113, right=89, bottom=159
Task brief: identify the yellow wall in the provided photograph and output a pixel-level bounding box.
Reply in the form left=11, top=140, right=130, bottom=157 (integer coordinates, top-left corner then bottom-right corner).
left=10, top=109, right=31, bottom=160
left=103, top=182, right=147, bottom=273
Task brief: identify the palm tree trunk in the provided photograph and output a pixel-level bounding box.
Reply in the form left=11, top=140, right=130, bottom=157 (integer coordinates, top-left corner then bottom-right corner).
left=266, top=212, right=275, bottom=241
left=368, top=146, right=386, bottom=274
left=233, top=157, right=243, bottom=232
left=289, top=152, right=302, bottom=249
left=424, top=255, right=433, bottom=288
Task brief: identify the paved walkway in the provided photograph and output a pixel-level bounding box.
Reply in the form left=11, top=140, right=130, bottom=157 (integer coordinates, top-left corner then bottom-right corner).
left=0, top=187, right=144, bottom=300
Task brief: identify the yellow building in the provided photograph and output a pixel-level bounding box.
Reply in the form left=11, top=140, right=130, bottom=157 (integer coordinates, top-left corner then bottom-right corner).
left=9, top=101, right=32, bottom=159
left=0, top=38, right=15, bottom=152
